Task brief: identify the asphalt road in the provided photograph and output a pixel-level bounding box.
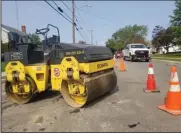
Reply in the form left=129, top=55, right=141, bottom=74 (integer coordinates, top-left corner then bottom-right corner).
left=1, top=59, right=181, bottom=132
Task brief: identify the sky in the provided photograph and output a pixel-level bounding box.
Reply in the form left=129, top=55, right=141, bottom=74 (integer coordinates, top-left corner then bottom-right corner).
left=2, top=1, right=176, bottom=45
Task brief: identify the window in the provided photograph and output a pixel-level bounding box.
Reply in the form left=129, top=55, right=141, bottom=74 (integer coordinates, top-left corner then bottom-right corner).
left=131, top=44, right=146, bottom=48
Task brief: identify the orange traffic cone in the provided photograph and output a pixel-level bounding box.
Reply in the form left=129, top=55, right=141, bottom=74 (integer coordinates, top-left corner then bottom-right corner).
left=120, top=57, right=126, bottom=71
left=144, top=63, right=160, bottom=93
left=158, top=66, right=181, bottom=116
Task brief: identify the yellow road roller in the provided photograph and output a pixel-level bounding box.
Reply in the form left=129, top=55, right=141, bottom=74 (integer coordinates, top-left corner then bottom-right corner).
left=3, top=24, right=117, bottom=108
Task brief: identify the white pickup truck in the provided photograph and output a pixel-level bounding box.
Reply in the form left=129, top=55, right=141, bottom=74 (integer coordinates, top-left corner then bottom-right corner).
left=122, top=43, right=151, bottom=62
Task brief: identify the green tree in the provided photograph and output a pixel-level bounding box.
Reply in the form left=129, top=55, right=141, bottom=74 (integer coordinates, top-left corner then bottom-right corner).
left=162, top=27, right=175, bottom=52
left=152, top=25, right=175, bottom=53
left=78, top=40, right=86, bottom=44
left=169, top=0, right=181, bottom=45
left=106, top=39, right=123, bottom=53
left=152, top=25, right=165, bottom=51
left=106, top=39, right=116, bottom=53
left=106, top=24, right=148, bottom=51
left=28, top=33, right=41, bottom=44
left=112, top=24, right=148, bottom=46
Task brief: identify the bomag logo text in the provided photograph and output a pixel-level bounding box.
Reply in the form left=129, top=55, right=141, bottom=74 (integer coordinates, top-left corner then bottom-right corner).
left=97, top=63, right=108, bottom=69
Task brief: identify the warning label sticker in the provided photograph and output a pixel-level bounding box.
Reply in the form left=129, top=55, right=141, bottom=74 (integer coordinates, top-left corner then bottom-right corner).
left=54, top=68, right=60, bottom=77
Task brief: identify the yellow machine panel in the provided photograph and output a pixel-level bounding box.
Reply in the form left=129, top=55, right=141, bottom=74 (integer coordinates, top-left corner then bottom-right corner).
left=25, top=64, right=50, bottom=92
left=5, top=61, right=26, bottom=82
left=79, top=59, right=114, bottom=73
left=51, top=65, right=62, bottom=91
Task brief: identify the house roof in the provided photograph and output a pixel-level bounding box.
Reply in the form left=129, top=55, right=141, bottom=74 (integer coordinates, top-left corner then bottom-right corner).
left=1, top=24, right=27, bottom=37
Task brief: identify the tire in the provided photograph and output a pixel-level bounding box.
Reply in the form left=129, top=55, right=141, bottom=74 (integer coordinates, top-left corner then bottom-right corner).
left=123, top=56, right=126, bottom=60
left=145, top=59, right=149, bottom=62
left=129, top=53, right=134, bottom=62
left=130, top=56, right=134, bottom=62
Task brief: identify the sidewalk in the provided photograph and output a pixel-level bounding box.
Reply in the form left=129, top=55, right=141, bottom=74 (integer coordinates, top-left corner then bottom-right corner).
left=152, top=56, right=181, bottom=62
left=152, top=59, right=181, bottom=65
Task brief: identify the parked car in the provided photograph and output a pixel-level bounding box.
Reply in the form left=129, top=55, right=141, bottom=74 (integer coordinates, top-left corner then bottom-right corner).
left=122, top=43, right=151, bottom=62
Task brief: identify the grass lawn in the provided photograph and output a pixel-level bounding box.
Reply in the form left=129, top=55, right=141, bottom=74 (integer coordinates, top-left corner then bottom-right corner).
left=152, top=57, right=181, bottom=62
left=152, top=53, right=181, bottom=62
left=1, top=62, right=6, bottom=72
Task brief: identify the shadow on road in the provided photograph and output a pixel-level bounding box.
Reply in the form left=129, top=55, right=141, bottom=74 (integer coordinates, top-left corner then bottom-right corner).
left=31, top=84, right=120, bottom=108
left=123, top=58, right=152, bottom=63
left=131, top=60, right=150, bottom=63
left=31, top=90, right=61, bottom=103
left=84, top=85, right=120, bottom=108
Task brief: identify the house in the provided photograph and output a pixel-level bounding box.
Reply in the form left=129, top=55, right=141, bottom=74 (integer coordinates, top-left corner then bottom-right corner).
left=157, top=44, right=181, bottom=54
left=1, top=24, right=31, bottom=44
left=1, top=24, right=32, bottom=61
left=2, top=25, right=9, bottom=43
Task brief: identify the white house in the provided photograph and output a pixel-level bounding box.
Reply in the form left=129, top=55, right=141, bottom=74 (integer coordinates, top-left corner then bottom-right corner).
left=157, top=44, right=181, bottom=54
left=1, top=24, right=31, bottom=44
left=2, top=26, right=9, bottom=43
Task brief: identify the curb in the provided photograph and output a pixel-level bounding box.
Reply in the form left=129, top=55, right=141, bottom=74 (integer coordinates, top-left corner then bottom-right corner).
left=152, top=59, right=181, bottom=64
left=152, top=57, right=181, bottom=60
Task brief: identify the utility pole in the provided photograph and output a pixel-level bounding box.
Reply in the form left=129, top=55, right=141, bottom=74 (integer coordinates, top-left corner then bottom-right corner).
left=72, top=0, right=75, bottom=43
left=89, top=29, right=94, bottom=44
left=15, top=0, right=19, bottom=30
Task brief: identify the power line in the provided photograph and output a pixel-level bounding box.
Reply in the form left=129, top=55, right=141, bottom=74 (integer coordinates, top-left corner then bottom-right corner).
left=52, top=0, right=73, bottom=26
left=74, top=23, right=88, bottom=42
left=74, top=4, right=90, bottom=34
left=72, top=0, right=75, bottom=43
left=52, top=0, right=59, bottom=7
left=60, top=0, right=84, bottom=26
left=74, top=20, right=89, bottom=42
left=81, top=10, right=114, bottom=27
left=75, top=24, right=89, bottom=42
left=59, top=1, right=89, bottom=42
left=74, top=4, right=92, bottom=42
left=91, top=13, right=111, bottom=22
left=76, top=28, right=87, bottom=42
left=45, top=0, right=88, bottom=42
left=44, top=0, right=73, bottom=25
left=80, top=4, right=94, bottom=44
left=54, top=0, right=88, bottom=42
left=60, top=0, right=72, bottom=13
left=83, top=10, right=112, bottom=23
